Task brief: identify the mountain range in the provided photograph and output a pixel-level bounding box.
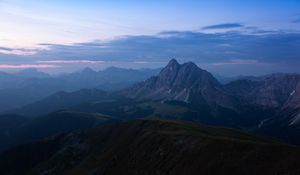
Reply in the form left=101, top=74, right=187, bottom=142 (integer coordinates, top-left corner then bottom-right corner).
left=0, top=67, right=160, bottom=113
left=3, top=59, right=299, bottom=144
left=123, top=60, right=300, bottom=131
left=1, top=59, right=300, bottom=174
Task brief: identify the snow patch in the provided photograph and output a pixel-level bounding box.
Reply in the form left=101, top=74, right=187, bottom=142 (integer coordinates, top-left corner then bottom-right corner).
left=184, top=89, right=190, bottom=103
left=258, top=119, right=269, bottom=128
left=290, top=90, right=296, bottom=96
left=289, top=113, right=300, bottom=126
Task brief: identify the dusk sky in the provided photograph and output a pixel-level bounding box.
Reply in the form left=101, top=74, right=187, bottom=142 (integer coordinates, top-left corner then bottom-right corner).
left=1, top=0, right=300, bottom=76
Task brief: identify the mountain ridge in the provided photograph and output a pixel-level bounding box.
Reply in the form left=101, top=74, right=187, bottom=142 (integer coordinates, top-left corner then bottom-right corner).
left=124, top=59, right=237, bottom=112
left=5, top=59, right=300, bottom=144
left=1, top=119, right=300, bottom=175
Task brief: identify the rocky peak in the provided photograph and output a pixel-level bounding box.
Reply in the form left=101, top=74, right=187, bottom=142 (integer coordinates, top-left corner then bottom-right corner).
left=158, top=59, right=181, bottom=88
left=158, top=59, right=216, bottom=87
left=124, top=59, right=229, bottom=107
left=167, top=58, right=180, bottom=68
left=160, top=59, right=180, bottom=75
left=181, top=61, right=199, bottom=70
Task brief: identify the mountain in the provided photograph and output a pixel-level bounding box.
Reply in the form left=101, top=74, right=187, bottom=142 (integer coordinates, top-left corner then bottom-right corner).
left=214, top=74, right=265, bottom=84
left=1, top=119, right=300, bottom=175
left=13, top=88, right=206, bottom=123
left=0, top=67, right=159, bottom=113
left=61, top=66, right=161, bottom=91
left=0, top=111, right=115, bottom=152
left=124, top=60, right=300, bottom=119
left=274, top=74, right=300, bottom=125
left=13, top=89, right=110, bottom=117
left=223, top=73, right=300, bottom=143
left=225, top=73, right=300, bottom=108
left=0, top=72, right=22, bottom=89
left=12, top=59, right=241, bottom=124
left=124, top=59, right=237, bottom=115
left=120, top=60, right=300, bottom=143
left=12, top=60, right=300, bottom=139
left=5, top=59, right=300, bottom=144
left=14, top=68, right=50, bottom=78
left=225, top=73, right=300, bottom=123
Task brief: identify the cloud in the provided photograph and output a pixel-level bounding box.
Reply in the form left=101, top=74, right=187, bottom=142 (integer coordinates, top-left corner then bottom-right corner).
left=32, top=30, right=300, bottom=65
left=1, top=27, right=300, bottom=75
left=0, top=47, right=13, bottom=51
left=37, top=60, right=106, bottom=64
left=292, top=18, right=300, bottom=23
left=210, top=59, right=259, bottom=66
left=0, top=47, right=37, bottom=55
left=0, top=64, right=59, bottom=69
left=202, top=23, right=244, bottom=30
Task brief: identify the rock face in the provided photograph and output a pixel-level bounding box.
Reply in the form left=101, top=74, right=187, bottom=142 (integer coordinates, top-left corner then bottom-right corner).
left=253, top=74, right=300, bottom=108
left=125, top=59, right=236, bottom=112
left=124, top=59, right=300, bottom=134
left=225, top=73, right=300, bottom=126
left=2, top=119, right=300, bottom=175
left=225, top=74, right=300, bottom=108
left=280, top=77, right=300, bottom=125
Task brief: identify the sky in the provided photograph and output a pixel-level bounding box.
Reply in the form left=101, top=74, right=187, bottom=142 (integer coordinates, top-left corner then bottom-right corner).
left=0, top=0, right=300, bottom=76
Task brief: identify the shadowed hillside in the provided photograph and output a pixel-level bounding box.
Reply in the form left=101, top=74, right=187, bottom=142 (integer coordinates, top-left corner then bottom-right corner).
left=1, top=119, right=300, bottom=175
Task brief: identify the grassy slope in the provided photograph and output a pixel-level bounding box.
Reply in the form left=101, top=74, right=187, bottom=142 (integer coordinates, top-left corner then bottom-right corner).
left=1, top=119, right=300, bottom=175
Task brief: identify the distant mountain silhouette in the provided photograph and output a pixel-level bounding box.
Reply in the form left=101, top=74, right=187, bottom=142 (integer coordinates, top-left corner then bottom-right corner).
left=0, top=67, right=160, bottom=113
left=14, top=68, right=50, bottom=78
left=12, top=89, right=111, bottom=117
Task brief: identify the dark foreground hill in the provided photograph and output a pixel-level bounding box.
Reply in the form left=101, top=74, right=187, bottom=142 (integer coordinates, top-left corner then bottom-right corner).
left=0, top=111, right=115, bottom=152
left=1, top=119, right=300, bottom=175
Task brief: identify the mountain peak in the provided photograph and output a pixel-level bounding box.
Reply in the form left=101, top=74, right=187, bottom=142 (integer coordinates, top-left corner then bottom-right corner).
left=165, top=59, right=200, bottom=71
left=161, top=60, right=203, bottom=80
left=182, top=61, right=199, bottom=70
left=168, top=59, right=179, bottom=66
left=124, top=59, right=228, bottom=107
left=158, top=59, right=181, bottom=86
left=81, top=67, right=96, bottom=74
left=164, top=59, right=180, bottom=70
left=162, top=59, right=180, bottom=72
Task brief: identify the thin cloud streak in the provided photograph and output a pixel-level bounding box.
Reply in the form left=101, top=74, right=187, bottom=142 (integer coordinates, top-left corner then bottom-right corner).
left=292, top=18, right=300, bottom=23
left=38, top=60, right=106, bottom=64
left=202, top=23, right=244, bottom=30
left=210, top=59, right=259, bottom=66
left=0, top=64, right=59, bottom=69
left=0, top=49, right=37, bottom=55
